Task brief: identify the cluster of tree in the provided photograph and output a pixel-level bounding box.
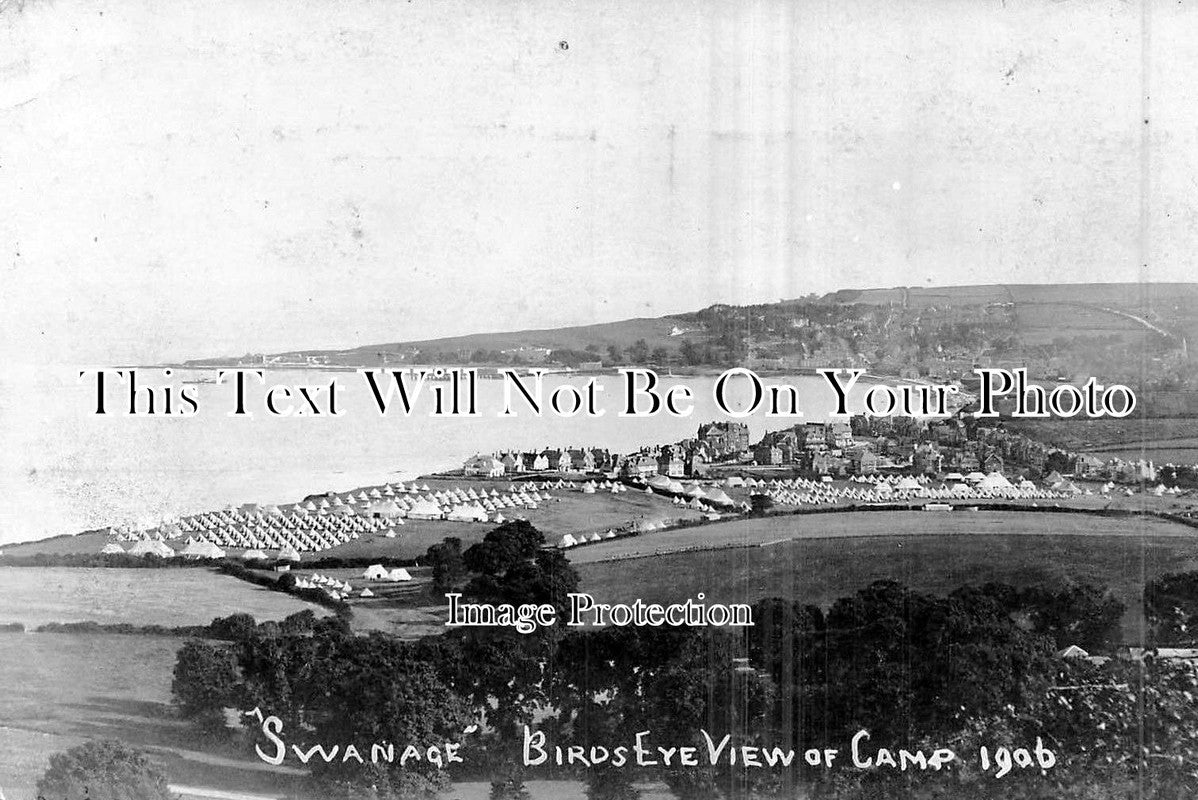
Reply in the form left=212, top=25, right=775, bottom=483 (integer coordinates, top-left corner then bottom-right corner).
left=968, top=581, right=1126, bottom=652
left=164, top=515, right=1195, bottom=800
left=1158, top=464, right=1198, bottom=491
left=36, top=740, right=176, bottom=800
left=1145, top=570, right=1198, bottom=645
left=424, top=521, right=579, bottom=615
left=25, top=610, right=323, bottom=641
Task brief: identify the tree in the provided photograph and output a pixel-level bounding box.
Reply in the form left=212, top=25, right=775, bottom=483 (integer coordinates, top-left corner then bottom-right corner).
left=37, top=740, right=176, bottom=800
left=498, top=550, right=580, bottom=616
left=426, top=537, right=466, bottom=593
left=208, top=612, right=257, bottom=641
left=649, top=346, right=672, bottom=365
left=627, top=339, right=650, bottom=364
left=1145, top=570, right=1198, bottom=644
left=749, top=493, right=775, bottom=516
left=172, top=640, right=240, bottom=727
left=462, top=521, right=545, bottom=576
left=279, top=608, right=317, bottom=635
left=1021, top=581, right=1125, bottom=652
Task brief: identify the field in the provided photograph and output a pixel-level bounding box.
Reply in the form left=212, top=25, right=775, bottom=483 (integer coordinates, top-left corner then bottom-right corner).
left=1004, top=417, right=1198, bottom=452
left=0, top=567, right=328, bottom=628
left=0, top=633, right=310, bottom=799
left=573, top=510, right=1198, bottom=641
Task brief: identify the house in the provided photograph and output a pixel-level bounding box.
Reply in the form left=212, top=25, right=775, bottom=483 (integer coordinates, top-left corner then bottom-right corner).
left=621, top=454, right=659, bottom=479
left=567, top=448, right=596, bottom=473
left=697, top=422, right=750, bottom=458
left=658, top=452, right=686, bottom=476
left=846, top=447, right=879, bottom=475
left=523, top=452, right=550, bottom=471
left=463, top=455, right=505, bottom=477
left=1069, top=454, right=1103, bottom=478
left=542, top=449, right=572, bottom=472
left=811, top=451, right=842, bottom=476
left=501, top=452, right=523, bottom=473
left=825, top=422, right=853, bottom=449
left=911, top=444, right=942, bottom=475
left=754, top=444, right=784, bottom=466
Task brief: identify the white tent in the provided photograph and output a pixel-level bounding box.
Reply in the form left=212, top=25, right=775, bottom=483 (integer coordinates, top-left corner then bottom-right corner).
left=242, top=548, right=268, bottom=561
left=200, top=541, right=226, bottom=558
left=128, top=538, right=175, bottom=558
left=100, top=542, right=125, bottom=555
left=278, top=545, right=302, bottom=562
left=447, top=504, right=489, bottom=522
left=978, top=472, right=1013, bottom=492
left=703, top=488, right=735, bottom=506
left=558, top=533, right=578, bottom=548
left=387, top=568, right=412, bottom=582
left=363, top=564, right=389, bottom=581
left=407, top=498, right=444, bottom=520
left=367, top=499, right=402, bottom=517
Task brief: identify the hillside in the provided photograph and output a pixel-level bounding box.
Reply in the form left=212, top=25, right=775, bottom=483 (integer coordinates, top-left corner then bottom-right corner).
left=185, top=283, right=1198, bottom=411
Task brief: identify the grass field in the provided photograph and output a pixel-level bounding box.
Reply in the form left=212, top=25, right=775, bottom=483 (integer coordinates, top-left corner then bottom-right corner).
left=573, top=510, right=1198, bottom=642
left=0, top=634, right=309, bottom=799
left=0, top=567, right=328, bottom=628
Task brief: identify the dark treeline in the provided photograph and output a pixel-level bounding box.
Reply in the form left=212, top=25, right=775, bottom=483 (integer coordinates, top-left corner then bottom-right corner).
left=165, top=521, right=1198, bottom=800
left=34, top=610, right=323, bottom=640
left=0, top=551, right=222, bottom=568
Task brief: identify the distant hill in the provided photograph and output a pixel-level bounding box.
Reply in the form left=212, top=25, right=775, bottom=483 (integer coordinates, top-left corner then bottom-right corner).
left=184, top=283, right=1198, bottom=399
left=824, top=282, right=1198, bottom=312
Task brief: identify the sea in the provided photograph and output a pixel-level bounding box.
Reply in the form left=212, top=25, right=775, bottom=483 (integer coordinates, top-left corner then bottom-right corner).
left=0, top=366, right=864, bottom=545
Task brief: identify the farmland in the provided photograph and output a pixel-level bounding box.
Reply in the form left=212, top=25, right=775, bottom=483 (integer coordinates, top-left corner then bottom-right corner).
left=0, top=567, right=328, bottom=629
left=572, top=510, right=1198, bottom=641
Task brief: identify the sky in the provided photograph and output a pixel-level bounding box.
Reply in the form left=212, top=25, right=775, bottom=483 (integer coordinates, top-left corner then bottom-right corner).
left=1, top=0, right=1196, bottom=366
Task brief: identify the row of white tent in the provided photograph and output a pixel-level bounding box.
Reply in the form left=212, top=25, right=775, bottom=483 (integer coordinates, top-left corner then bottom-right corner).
left=763, top=472, right=1075, bottom=506
left=105, top=538, right=308, bottom=561
left=559, top=529, right=621, bottom=548
left=639, top=476, right=738, bottom=506
left=293, top=572, right=357, bottom=599
left=558, top=514, right=688, bottom=549
left=103, top=477, right=572, bottom=537
left=109, top=484, right=559, bottom=555
left=578, top=480, right=630, bottom=495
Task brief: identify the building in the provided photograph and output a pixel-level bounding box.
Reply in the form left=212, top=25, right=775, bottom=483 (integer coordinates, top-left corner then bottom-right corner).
left=754, top=444, right=784, bottom=466
left=621, top=454, right=659, bottom=479
left=697, top=422, right=751, bottom=459
left=463, top=455, right=505, bottom=477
